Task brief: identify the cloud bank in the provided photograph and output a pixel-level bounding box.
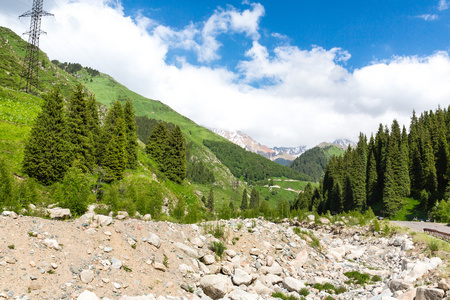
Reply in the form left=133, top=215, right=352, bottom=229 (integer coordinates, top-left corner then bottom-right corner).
left=1, top=0, right=449, bottom=147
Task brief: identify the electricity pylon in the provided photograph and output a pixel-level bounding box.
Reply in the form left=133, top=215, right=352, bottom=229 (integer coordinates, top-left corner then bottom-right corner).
left=19, top=0, right=53, bottom=93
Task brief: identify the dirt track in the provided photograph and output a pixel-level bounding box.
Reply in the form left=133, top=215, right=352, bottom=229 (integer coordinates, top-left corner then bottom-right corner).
left=391, top=221, right=450, bottom=234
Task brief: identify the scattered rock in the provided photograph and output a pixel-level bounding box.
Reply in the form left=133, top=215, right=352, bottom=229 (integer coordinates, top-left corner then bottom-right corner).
left=80, top=270, right=94, bottom=284
left=283, top=276, right=305, bottom=292
left=47, top=207, right=71, bottom=219
left=202, top=254, right=215, bottom=265
left=200, top=274, right=232, bottom=299
left=416, top=286, right=445, bottom=300
left=77, top=290, right=99, bottom=300
left=148, top=232, right=161, bottom=248
left=174, top=242, right=200, bottom=258
left=232, top=269, right=252, bottom=286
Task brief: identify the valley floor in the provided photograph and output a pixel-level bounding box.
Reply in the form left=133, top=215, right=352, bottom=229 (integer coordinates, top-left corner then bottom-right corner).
left=0, top=211, right=448, bottom=300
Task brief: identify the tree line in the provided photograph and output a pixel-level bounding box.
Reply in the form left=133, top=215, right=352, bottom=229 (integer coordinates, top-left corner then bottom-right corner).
left=292, top=106, right=450, bottom=222
left=23, top=84, right=138, bottom=184
left=203, top=140, right=311, bottom=183
left=0, top=84, right=194, bottom=218
left=289, top=145, right=343, bottom=181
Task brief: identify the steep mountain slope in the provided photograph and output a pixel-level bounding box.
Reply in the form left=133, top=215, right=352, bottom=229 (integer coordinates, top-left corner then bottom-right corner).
left=0, top=27, right=80, bottom=98
left=289, top=145, right=345, bottom=181
left=210, top=129, right=276, bottom=157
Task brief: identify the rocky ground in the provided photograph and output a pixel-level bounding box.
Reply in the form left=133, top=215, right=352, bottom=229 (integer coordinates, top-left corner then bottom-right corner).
left=0, top=209, right=449, bottom=300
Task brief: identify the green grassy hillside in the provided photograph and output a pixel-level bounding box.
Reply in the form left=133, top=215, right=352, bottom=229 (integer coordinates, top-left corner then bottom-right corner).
left=0, top=27, right=80, bottom=98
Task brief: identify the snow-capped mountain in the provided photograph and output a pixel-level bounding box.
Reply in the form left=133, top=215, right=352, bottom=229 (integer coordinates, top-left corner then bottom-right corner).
left=209, top=128, right=306, bottom=163
left=272, top=146, right=307, bottom=158
left=210, top=129, right=276, bottom=158
left=332, top=139, right=357, bottom=149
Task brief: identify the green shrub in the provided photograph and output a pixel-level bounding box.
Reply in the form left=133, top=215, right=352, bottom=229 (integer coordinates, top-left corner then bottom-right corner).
left=335, top=286, right=347, bottom=294
left=271, top=292, right=299, bottom=300
left=314, top=282, right=335, bottom=293
left=371, top=275, right=382, bottom=282
left=0, top=159, right=15, bottom=210
left=209, top=241, right=226, bottom=259
left=203, top=222, right=226, bottom=239
left=344, top=271, right=371, bottom=285
left=123, top=265, right=132, bottom=272
left=428, top=239, right=440, bottom=252
left=52, top=167, right=92, bottom=216
left=373, top=218, right=381, bottom=232
left=299, top=287, right=309, bottom=296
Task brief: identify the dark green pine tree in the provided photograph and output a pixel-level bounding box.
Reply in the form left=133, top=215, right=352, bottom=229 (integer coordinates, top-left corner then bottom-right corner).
left=421, top=136, right=438, bottom=207
left=164, top=125, right=186, bottom=184
left=86, top=94, right=101, bottom=164
left=397, top=126, right=411, bottom=197
left=433, top=111, right=449, bottom=197
left=146, top=121, right=169, bottom=169
left=311, top=187, right=323, bottom=212
left=409, top=110, right=424, bottom=194
left=342, top=174, right=354, bottom=211
left=0, top=159, right=13, bottom=208
left=321, top=156, right=338, bottom=210
left=99, top=101, right=127, bottom=180
left=366, top=136, right=378, bottom=205
left=123, top=99, right=139, bottom=169
left=240, top=189, right=248, bottom=211
left=329, top=181, right=343, bottom=213
left=383, top=155, right=400, bottom=216
left=66, top=83, right=94, bottom=171
left=374, top=124, right=388, bottom=197
left=23, top=87, right=71, bottom=185
left=249, top=187, right=260, bottom=209
left=353, top=133, right=367, bottom=211
left=207, top=187, right=214, bottom=212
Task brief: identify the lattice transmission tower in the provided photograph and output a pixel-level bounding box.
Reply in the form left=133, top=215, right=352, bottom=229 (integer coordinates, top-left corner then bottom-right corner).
left=19, top=0, right=53, bottom=93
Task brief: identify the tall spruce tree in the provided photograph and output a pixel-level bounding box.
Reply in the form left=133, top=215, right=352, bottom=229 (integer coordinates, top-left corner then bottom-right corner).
left=146, top=121, right=169, bottom=169
left=249, top=187, right=260, bottom=209
left=240, top=189, right=248, bottom=210
left=366, top=136, right=379, bottom=205
left=99, top=101, right=127, bottom=180
left=67, top=83, right=94, bottom=171
left=123, top=99, right=139, bottom=169
left=383, top=154, right=400, bottom=216
left=353, top=134, right=367, bottom=211
left=207, top=187, right=214, bottom=212
left=23, top=87, right=71, bottom=185
left=329, top=181, right=343, bottom=213
left=86, top=94, right=100, bottom=164
left=164, top=125, right=186, bottom=184
left=397, top=126, right=411, bottom=197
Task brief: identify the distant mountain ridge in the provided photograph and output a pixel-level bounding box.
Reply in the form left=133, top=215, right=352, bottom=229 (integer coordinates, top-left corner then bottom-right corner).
left=209, top=128, right=306, bottom=163
left=210, top=128, right=354, bottom=166
left=272, top=146, right=307, bottom=157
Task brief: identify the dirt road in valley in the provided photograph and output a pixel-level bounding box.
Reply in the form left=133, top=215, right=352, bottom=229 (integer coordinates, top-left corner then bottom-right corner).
left=391, top=221, right=450, bottom=234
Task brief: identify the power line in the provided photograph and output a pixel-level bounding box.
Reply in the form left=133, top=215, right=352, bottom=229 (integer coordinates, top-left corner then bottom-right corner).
left=19, top=0, right=53, bottom=93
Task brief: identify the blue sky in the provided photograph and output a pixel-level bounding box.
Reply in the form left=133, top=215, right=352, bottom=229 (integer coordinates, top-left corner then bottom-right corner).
left=120, top=0, right=450, bottom=70
left=1, top=0, right=450, bottom=147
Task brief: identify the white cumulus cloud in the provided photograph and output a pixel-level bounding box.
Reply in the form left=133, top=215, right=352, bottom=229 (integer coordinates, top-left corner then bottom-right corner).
left=416, top=14, right=438, bottom=21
